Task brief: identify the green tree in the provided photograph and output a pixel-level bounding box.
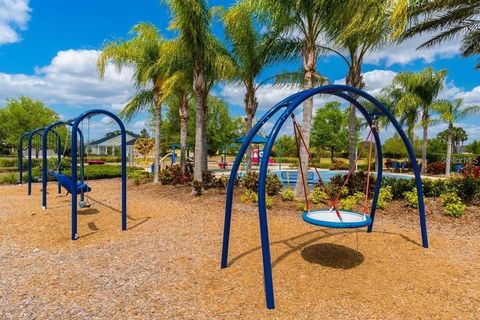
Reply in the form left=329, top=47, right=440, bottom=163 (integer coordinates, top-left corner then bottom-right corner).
left=404, top=0, right=480, bottom=70
left=161, top=96, right=241, bottom=156
left=222, top=3, right=280, bottom=172
left=0, top=96, right=60, bottom=149
left=273, top=135, right=297, bottom=158
left=387, top=67, right=447, bottom=173
left=161, top=0, right=235, bottom=193
left=383, top=133, right=421, bottom=159
left=205, top=96, right=243, bottom=155
left=140, top=128, right=150, bottom=138
left=311, top=102, right=348, bottom=161
left=322, top=0, right=409, bottom=170
left=434, top=99, right=480, bottom=175
left=97, top=23, right=166, bottom=183
left=466, top=140, right=480, bottom=155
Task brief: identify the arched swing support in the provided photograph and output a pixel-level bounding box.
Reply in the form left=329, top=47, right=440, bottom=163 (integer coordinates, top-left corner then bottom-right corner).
left=70, top=109, right=127, bottom=240
left=25, top=128, right=62, bottom=196
left=221, top=85, right=428, bottom=310
left=18, top=132, right=30, bottom=185
left=41, top=121, right=86, bottom=209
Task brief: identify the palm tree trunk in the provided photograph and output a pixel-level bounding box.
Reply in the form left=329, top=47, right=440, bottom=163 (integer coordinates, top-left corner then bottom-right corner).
left=446, top=123, right=453, bottom=176
left=153, top=102, right=161, bottom=184
left=201, top=103, right=208, bottom=174
left=193, top=63, right=206, bottom=194
left=346, top=56, right=363, bottom=171
left=179, top=95, right=189, bottom=175
left=330, top=148, right=334, bottom=163
left=244, top=85, right=257, bottom=173
left=421, top=111, right=428, bottom=174
left=295, top=44, right=316, bottom=198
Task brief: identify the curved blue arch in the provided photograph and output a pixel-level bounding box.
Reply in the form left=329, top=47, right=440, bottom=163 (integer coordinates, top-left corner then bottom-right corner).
left=70, top=109, right=127, bottom=240
left=26, top=128, right=61, bottom=196
left=42, top=121, right=85, bottom=209
left=221, top=84, right=428, bottom=310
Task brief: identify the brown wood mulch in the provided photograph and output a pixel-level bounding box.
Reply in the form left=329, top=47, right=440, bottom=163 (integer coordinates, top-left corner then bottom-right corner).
left=0, top=179, right=479, bottom=319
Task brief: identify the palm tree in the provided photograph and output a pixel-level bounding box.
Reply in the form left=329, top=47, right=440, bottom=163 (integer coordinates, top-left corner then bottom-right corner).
left=404, top=0, right=480, bottom=70
left=161, top=0, right=234, bottom=194
left=97, top=23, right=166, bottom=183
left=388, top=67, right=448, bottom=174
left=322, top=0, right=410, bottom=171
left=244, top=0, right=334, bottom=197
left=434, top=99, right=480, bottom=176
left=222, top=3, right=282, bottom=172
left=160, top=70, right=193, bottom=174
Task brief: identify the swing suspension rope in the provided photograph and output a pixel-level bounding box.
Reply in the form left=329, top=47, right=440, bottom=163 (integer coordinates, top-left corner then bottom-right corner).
left=291, top=113, right=376, bottom=221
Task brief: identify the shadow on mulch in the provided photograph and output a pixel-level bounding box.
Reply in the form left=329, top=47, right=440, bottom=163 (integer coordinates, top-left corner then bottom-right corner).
left=78, top=208, right=100, bottom=216
left=301, top=243, right=364, bottom=269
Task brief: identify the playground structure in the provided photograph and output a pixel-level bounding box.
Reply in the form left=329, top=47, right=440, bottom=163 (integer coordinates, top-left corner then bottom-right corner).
left=18, top=109, right=128, bottom=240
left=221, top=85, right=429, bottom=309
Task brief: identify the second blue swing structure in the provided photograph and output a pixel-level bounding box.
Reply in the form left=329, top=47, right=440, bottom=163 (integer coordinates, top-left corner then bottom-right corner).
left=221, top=85, right=429, bottom=309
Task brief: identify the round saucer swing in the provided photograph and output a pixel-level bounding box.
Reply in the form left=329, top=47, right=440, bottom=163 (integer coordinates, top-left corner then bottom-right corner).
left=290, top=111, right=376, bottom=230
left=220, top=84, right=429, bottom=310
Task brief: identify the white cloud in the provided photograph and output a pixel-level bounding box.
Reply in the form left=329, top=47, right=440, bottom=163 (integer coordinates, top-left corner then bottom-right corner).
left=364, top=33, right=461, bottom=67
left=0, top=0, right=31, bottom=45
left=0, top=49, right=134, bottom=107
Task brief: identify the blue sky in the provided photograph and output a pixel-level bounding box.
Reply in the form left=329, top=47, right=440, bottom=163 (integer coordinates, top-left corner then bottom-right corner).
left=0, top=0, right=479, bottom=141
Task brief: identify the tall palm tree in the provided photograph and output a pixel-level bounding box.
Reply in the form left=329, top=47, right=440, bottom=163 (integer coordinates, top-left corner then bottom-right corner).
left=161, top=0, right=234, bottom=194
left=160, top=70, right=193, bottom=174
left=244, top=0, right=333, bottom=197
left=97, top=23, right=166, bottom=183
left=322, top=0, right=409, bottom=171
left=404, top=0, right=480, bottom=70
left=433, top=99, right=480, bottom=176
left=388, top=67, right=448, bottom=173
left=222, top=3, right=281, bottom=172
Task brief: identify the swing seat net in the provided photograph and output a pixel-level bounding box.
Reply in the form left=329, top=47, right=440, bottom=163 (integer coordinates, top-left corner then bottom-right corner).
left=290, top=113, right=377, bottom=230
left=302, top=210, right=372, bottom=229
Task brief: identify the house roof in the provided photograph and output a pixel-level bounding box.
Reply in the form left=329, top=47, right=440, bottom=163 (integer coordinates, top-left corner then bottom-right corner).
left=89, top=132, right=140, bottom=146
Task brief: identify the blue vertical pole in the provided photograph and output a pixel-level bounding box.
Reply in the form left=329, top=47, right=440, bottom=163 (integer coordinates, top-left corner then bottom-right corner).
left=18, top=133, right=28, bottom=185
left=121, top=128, right=127, bottom=231
left=71, top=122, right=78, bottom=240
left=221, top=97, right=296, bottom=269
left=27, top=129, right=42, bottom=196
left=56, top=132, right=62, bottom=195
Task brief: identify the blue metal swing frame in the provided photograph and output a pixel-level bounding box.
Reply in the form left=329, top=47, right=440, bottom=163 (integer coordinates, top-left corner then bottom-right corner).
left=41, top=121, right=86, bottom=209
left=70, top=109, right=127, bottom=240
left=220, top=85, right=428, bottom=310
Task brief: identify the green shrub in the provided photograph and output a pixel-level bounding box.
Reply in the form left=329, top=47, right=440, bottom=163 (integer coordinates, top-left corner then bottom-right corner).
left=329, top=159, right=349, bottom=170
left=339, top=192, right=364, bottom=211
left=265, top=195, right=273, bottom=209
left=158, top=165, right=192, bottom=185
left=296, top=201, right=307, bottom=212
left=403, top=188, right=419, bottom=208
left=127, top=170, right=152, bottom=185
left=282, top=187, right=296, bottom=201
left=242, top=171, right=259, bottom=192
left=310, top=187, right=329, bottom=204
left=328, top=171, right=375, bottom=197
left=0, top=173, right=18, bottom=184
left=422, top=179, right=446, bottom=197
left=266, top=174, right=282, bottom=196
left=215, top=174, right=229, bottom=191
left=382, top=177, right=416, bottom=199
left=440, top=192, right=466, bottom=217
left=377, top=186, right=393, bottom=209
left=0, top=158, right=18, bottom=168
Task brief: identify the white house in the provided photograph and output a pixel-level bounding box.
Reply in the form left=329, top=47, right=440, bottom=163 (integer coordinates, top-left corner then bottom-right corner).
left=88, top=132, right=139, bottom=160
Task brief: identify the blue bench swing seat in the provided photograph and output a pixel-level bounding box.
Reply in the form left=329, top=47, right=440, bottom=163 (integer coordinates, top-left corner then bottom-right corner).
left=54, top=173, right=91, bottom=195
